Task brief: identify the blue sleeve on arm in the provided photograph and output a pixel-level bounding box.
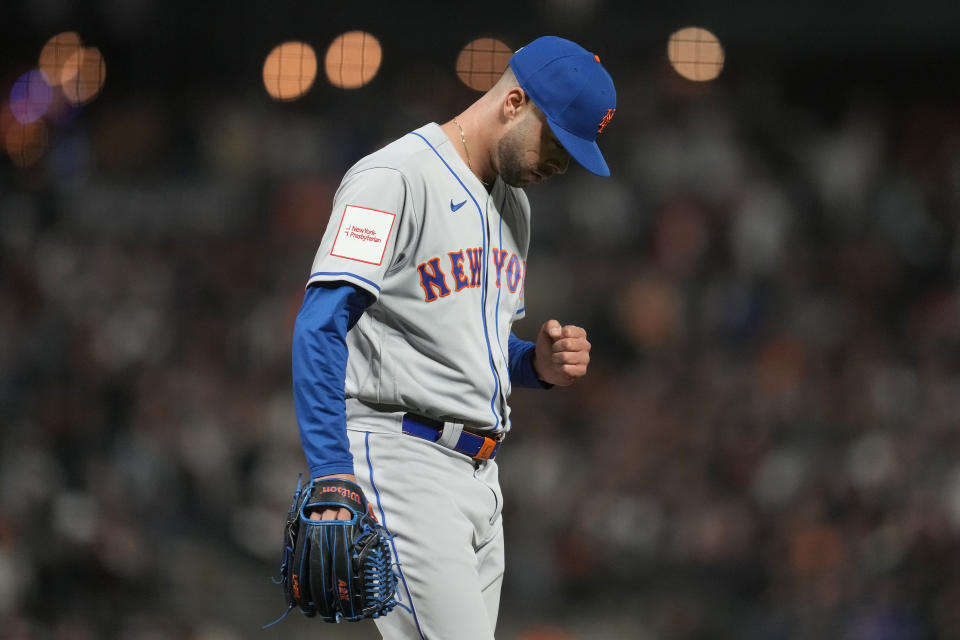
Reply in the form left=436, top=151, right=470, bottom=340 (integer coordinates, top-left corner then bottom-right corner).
left=291, top=283, right=372, bottom=479
left=508, top=332, right=551, bottom=389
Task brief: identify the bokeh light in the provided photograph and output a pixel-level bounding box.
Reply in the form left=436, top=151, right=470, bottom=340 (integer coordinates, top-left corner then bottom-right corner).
left=262, top=41, right=318, bottom=101
left=42, top=80, right=76, bottom=125
left=4, top=118, right=48, bottom=168
left=667, top=27, right=725, bottom=82
left=9, top=70, right=52, bottom=124
left=324, top=31, right=382, bottom=89
left=61, top=47, right=106, bottom=105
left=38, top=31, right=83, bottom=87
left=456, top=37, right=512, bottom=92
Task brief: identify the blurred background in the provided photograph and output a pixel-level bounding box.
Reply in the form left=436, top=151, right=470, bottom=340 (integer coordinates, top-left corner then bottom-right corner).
left=3, top=0, right=960, bottom=638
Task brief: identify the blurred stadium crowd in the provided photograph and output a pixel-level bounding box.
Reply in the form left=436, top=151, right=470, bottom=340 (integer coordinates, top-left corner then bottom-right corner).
left=4, top=9, right=960, bottom=640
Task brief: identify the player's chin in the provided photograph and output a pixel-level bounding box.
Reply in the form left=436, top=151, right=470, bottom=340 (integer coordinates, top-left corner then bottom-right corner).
left=502, top=168, right=548, bottom=188
left=525, top=169, right=548, bottom=186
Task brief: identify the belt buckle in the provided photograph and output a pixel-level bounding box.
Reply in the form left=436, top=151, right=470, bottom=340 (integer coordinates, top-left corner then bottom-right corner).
left=475, top=436, right=498, bottom=460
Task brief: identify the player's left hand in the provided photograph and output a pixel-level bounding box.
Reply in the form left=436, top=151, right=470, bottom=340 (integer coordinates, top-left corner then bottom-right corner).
left=533, top=319, right=590, bottom=386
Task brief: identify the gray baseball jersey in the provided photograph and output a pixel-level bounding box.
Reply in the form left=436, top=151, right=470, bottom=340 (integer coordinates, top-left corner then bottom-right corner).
left=307, top=122, right=530, bottom=436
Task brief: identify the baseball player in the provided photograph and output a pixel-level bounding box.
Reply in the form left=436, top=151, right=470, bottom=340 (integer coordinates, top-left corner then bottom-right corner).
left=291, top=36, right=616, bottom=639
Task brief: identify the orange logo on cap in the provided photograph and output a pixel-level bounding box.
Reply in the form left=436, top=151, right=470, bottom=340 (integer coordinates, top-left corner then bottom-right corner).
left=597, top=108, right=615, bottom=135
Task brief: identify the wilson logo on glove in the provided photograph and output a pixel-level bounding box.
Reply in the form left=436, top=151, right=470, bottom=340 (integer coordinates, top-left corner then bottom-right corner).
left=317, top=484, right=363, bottom=505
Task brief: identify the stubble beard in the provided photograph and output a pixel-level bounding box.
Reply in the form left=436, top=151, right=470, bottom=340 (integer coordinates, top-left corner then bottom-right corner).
left=496, top=122, right=533, bottom=188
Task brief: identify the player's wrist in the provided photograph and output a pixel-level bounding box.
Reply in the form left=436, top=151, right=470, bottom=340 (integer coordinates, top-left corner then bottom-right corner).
left=313, top=472, right=358, bottom=484
left=529, top=348, right=554, bottom=389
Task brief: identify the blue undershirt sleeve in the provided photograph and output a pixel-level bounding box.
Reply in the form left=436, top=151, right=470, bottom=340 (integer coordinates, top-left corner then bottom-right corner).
left=291, top=283, right=372, bottom=480
left=508, top=332, right=552, bottom=389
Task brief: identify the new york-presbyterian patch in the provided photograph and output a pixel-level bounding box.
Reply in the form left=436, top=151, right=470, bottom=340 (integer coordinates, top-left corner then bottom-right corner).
left=330, top=205, right=396, bottom=266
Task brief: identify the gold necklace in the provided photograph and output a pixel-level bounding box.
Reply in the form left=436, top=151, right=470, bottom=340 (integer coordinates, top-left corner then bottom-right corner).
left=452, top=117, right=490, bottom=186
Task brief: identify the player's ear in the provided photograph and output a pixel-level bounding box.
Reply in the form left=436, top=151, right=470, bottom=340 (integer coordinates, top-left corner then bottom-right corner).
left=503, top=87, right=526, bottom=121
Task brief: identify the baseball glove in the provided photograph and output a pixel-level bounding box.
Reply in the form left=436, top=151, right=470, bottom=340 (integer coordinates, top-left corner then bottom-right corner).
left=268, top=475, right=398, bottom=625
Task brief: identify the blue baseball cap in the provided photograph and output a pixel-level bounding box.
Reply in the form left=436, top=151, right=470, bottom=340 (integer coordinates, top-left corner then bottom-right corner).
left=509, top=36, right=617, bottom=177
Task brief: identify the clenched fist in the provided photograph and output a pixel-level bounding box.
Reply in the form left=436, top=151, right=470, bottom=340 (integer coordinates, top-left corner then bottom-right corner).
left=533, top=319, right=591, bottom=386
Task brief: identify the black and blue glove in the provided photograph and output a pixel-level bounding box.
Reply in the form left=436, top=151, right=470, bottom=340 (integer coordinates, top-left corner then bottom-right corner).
left=271, top=476, right=397, bottom=624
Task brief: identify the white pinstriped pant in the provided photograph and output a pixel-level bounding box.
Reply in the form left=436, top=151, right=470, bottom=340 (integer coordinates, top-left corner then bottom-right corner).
left=348, top=429, right=505, bottom=640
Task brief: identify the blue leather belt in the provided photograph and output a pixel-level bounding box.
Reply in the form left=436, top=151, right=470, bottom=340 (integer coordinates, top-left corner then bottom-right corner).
left=401, top=413, right=502, bottom=461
